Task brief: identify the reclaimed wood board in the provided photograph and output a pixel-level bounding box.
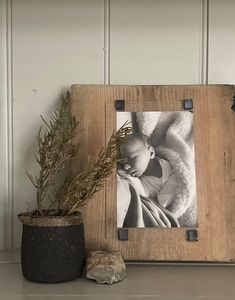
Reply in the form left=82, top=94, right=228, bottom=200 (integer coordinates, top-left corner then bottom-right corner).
left=71, top=84, right=235, bottom=261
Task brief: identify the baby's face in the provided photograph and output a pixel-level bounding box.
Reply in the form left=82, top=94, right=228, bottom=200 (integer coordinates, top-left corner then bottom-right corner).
left=120, top=138, right=153, bottom=177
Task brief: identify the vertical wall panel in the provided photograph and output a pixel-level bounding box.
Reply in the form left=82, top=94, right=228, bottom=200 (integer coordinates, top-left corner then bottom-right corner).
left=110, top=0, right=203, bottom=85
left=0, top=0, right=8, bottom=250
left=208, top=0, right=235, bottom=83
left=12, top=0, right=104, bottom=249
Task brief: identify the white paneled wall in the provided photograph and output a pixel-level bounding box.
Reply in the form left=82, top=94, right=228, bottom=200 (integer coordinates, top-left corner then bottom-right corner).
left=11, top=0, right=104, bottom=249
left=110, top=0, right=203, bottom=84
left=208, top=0, right=235, bottom=83
left=0, top=0, right=234, bottom=249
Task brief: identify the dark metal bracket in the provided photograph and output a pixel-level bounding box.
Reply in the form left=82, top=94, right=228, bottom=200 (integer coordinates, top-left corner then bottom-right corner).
left=231, top=96, right=235, bottom=111
left=118, top=228, right=128, bottom=241
left=183, top=99, right=193, bottom=110
left=115, top=100, right=125, bottom=111
left=186, top=229, right=198, bottom=242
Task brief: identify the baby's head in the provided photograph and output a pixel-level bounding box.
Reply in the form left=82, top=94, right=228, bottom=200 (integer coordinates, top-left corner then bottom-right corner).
left=120, top=133, right=155, bottom=177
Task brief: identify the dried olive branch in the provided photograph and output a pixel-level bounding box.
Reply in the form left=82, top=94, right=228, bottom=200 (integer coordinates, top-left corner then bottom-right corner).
left=26, top=92, right=79, bottom=216
left=61, top=123, right=132, bottom=215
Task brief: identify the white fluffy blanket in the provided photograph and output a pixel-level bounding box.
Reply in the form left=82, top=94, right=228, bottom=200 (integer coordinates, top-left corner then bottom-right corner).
left=136, top=111, right=197, bottom=227
left=117, top=174, right=180, bottom=228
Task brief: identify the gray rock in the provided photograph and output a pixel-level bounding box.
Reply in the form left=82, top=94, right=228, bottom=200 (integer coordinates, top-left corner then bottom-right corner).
left=86, top=250, right=126, bottom=284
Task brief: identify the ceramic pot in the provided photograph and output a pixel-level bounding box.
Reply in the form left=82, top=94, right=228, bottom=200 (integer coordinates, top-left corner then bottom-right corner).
left=18, top=212, right=85, bottom=283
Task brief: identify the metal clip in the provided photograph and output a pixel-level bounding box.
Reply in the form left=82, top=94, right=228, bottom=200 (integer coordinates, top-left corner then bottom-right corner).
left=118, top=228, right=128, bottom=241
left=186, top=229, right=198, bottom=242
left=183, top=99, right=193, bottom=110
left=231, top=96, right=235, bottom=111
left=115, top=100, right=125, bottom=111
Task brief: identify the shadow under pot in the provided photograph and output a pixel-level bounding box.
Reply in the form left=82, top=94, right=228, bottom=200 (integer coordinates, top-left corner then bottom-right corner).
left=18, top=211, right=85, bottom=283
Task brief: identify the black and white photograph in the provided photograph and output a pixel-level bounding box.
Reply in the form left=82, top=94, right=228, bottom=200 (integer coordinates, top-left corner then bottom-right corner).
left=117, top=111, right=197, bottom=228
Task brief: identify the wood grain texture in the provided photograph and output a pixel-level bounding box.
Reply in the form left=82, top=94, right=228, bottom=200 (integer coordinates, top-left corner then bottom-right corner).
left=71, top=84, right=235, bottom=261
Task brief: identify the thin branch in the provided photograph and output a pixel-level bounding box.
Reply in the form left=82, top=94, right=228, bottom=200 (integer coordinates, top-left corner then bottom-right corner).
left=26, top=171, right=38, bottom=188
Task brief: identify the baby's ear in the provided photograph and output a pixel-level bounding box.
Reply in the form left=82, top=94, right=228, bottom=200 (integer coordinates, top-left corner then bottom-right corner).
left=149, top=146, right=155, bottom=159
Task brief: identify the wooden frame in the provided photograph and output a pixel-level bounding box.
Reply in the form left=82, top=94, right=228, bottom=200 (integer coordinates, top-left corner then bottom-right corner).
left=71, top=84, right=235, bottom=262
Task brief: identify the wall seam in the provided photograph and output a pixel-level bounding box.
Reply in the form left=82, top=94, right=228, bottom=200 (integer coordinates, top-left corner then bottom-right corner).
left=0, top=0, right=6, bottom=250
left=104, top=0, right=110, bottom=237
left=5, top=0, right=13, bottom=250
left=104, top=0, right=110, bottom=85
left=201, top=0, right=209, bottom=84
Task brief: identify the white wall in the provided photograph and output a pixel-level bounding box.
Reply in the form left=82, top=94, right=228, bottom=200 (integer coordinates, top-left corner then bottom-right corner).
left=110, top=0, right=203, bottom=84
left=0, top=0, right=234, bottom=249
left=208, top=0, right=235, bottom=83
left=11, top=0, right=105, bottom=249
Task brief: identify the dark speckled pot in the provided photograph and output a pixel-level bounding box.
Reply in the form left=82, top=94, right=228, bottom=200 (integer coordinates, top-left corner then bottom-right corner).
left=18, top=213, right=85, bottom=283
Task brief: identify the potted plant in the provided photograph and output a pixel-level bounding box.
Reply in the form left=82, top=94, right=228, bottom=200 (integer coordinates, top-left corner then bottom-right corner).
left=18, top=92, right=131, bottom=283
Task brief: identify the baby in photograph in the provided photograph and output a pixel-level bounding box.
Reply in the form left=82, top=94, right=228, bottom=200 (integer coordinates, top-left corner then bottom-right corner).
left=117, top=111, right=197, bottom=228
left=118, top=133, right=178, bottom=206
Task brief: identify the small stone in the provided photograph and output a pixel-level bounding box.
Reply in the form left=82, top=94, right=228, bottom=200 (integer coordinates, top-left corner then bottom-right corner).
left=86, top=250, right=126, bottom=284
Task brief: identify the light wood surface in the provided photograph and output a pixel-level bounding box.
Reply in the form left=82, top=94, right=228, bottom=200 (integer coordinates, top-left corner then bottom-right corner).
left=71, top=84, right=235, bottom=261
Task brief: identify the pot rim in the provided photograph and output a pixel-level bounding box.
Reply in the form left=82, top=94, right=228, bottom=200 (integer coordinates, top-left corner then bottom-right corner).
left=18, top=211, right=83, bottom=227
